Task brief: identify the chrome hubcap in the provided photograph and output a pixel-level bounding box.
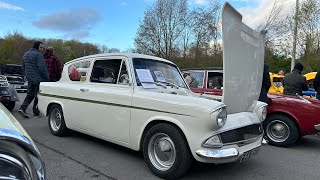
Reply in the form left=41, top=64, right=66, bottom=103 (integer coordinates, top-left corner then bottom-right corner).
left=148, top=133, right=176, bottom=171
left=50, top=108, right=62, bottom=132
left=267, top=120, right=290, bottom=142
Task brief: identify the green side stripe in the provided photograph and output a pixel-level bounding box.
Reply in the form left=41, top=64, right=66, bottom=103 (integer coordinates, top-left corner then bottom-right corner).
left=39, top=93, right=193, bottom=117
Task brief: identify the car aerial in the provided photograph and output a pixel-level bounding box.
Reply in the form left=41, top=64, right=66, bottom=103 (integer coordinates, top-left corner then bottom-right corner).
left=0, top=74, right=20, bottom=111
left=38, top=3, right=267, bottom=179
left=0, top=103, right=46, bottom=179
left=1, top=64, right=28, bottom=92
left=184, top=68, right=320, bottom=147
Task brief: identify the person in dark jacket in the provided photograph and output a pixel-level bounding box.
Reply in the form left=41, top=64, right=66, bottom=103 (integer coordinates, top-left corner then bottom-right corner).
left=313, top=69, right=320, bottom=100
left=44, top=46, right=62, bottom=82
left=283, top=63, right=308, bottom=96
left=259, top=64, right=271, bottom=103
left=19, top=41, right=49, bottom=118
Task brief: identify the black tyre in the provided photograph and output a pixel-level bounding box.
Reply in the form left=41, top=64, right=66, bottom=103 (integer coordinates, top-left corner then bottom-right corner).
left=3, top=101, right=15, bottom=111
left=143, top=123, right=192, bottom=179
left=263, top=114, right=299, bottom=147
left=48, top=104, right=69, bottom=136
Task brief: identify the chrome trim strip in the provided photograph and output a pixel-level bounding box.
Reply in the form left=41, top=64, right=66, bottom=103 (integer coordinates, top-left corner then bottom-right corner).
left=0, top=129, right=43, bottom=166
left=210, top=104, right=227, bottom=114
left=0, top=154, right=31, bottom=179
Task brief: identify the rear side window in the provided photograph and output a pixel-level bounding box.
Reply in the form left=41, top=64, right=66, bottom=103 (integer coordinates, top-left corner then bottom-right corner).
left=207, top=72, right=223, bottom=89
left=90, top=59, right=122, bottom=84
left=68, top=60, right=90, bottom=82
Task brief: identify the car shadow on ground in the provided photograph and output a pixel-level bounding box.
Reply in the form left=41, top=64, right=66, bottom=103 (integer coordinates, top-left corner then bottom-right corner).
left=293, top=135, right=320, bottom=149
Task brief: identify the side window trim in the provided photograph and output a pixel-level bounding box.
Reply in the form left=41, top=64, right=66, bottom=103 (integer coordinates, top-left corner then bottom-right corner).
left=116, top=60, right=125, bottom=83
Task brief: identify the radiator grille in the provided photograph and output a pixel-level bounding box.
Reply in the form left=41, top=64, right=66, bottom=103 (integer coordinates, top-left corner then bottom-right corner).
left=220, top=124, right=263, bottom=144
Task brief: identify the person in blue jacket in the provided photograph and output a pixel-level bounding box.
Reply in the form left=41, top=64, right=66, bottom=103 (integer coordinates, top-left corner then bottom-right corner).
left=19, top=41, right=49, bottom=118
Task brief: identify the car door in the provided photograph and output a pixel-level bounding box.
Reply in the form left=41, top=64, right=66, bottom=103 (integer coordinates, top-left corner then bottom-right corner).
left=79, top=57, right=132, bottom=144
left=59, top=59, right=92, bottom=130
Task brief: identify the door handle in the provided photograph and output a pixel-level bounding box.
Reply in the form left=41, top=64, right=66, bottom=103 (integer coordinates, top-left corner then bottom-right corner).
left=80, top=88, right=89, bottom=92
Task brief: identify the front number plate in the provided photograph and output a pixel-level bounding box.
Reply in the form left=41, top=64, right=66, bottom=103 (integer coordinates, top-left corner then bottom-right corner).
left=240, top=146, right=260, bottom=163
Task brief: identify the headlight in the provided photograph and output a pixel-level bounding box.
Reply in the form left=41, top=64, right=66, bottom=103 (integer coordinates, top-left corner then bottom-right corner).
left=258, top=105, right=267, bottom=122
left=211, top=105, right=227, bottom=128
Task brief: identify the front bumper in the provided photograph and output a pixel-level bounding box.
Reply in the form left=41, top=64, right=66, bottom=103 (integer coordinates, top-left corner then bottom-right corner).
left=195, top=135, right=263, bottom=164
left=315, top=124, right=320, bottom=131
left=194, top=123, right=264, bottom=164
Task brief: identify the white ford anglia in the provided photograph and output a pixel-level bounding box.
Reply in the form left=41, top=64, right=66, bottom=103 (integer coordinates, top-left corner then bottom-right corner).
left=38, top=3, right=267, bottom=179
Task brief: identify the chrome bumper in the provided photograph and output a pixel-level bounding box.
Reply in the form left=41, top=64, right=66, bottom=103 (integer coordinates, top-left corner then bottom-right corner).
left=196, top=148, right=238, bottom=158
left=315, top=124, right=320, bottom=131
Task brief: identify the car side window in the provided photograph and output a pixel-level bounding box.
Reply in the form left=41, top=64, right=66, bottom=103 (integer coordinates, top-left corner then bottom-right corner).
left=68, top=60, right=90, bottom=82
left=207, top=72, right=223, bottom=89
left=90, top=59, right=122, bottom=84
left=188, top=72, right=204, bottom=88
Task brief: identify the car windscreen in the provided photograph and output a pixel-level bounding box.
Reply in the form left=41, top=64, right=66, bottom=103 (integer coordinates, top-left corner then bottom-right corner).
left=2, top=65, right=23, bottom=76
left=133, top=58, right=187, bottom=88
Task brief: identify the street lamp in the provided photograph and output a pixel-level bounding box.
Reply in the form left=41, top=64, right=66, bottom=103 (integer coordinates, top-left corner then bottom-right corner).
left=291, top=0, right=299, bottom=71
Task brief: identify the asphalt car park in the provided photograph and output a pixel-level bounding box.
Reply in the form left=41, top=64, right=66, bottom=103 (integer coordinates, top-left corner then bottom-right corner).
left=11, top=93, right=320, bottom=180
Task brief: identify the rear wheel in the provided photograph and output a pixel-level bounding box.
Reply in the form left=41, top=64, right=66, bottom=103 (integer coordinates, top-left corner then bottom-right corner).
left=48, top=104, right=69, bottom=136
left=143, top=123, right=192, bottom=179
left=263, top=114, right=299, bottom=147
left=2, top=101, right=15, bottom=111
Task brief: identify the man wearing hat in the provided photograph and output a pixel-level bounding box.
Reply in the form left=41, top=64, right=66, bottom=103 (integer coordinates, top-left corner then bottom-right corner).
left=283, top=63, right=308, bottom=96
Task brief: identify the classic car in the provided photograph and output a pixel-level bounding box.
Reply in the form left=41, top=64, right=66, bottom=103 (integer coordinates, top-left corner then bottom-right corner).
left=0, top=74, right=20, bottom=111
left=184, top=68, right=320, bottom=147
left=0, top=103, right=46, bottom=179
left=1, top=64, right=28, bottom=92
left=38, top=3, right=267, bottom=179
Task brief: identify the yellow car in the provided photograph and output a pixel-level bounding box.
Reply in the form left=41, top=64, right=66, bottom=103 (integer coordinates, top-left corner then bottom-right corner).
left=304, top=72, right=317, bottom=85
left=268, top=73, right=284, bottom=94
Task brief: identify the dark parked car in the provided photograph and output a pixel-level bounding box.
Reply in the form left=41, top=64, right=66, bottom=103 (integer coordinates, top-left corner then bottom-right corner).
left=0, top=74, right=19, bottom=111
left=1, top=64, right=28, bottom=92
left=0, top=103, right=46, bottom=179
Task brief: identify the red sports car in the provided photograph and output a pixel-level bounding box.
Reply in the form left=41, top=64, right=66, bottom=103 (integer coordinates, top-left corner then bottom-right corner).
left=182, top=67, right=320, bottom=147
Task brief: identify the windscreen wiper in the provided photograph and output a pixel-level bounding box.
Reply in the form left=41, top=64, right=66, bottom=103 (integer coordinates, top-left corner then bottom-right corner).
left=157, top=81, right=179, bottom=89
left=140, top=81, right=167, bottom=88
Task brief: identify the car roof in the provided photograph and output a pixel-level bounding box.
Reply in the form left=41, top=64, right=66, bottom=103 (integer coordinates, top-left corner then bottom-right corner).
left=181, top=67, right=223, bottom=71
left=65, top=53, right=175, bottom=66
left=5, top=64, right=22, bottom=67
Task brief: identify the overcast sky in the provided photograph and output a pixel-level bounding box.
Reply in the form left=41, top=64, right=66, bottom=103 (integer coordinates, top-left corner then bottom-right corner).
left=0, top=0, right=300, bottom=50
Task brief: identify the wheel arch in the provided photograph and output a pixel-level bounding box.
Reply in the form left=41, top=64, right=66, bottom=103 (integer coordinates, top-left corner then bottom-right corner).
left=138, top=119, right=191, bottom=153
left=46, top=101, right=64, bottom=116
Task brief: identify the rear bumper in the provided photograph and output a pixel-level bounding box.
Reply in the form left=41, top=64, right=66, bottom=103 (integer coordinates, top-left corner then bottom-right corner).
left=315, top=124, right=320, bottom=131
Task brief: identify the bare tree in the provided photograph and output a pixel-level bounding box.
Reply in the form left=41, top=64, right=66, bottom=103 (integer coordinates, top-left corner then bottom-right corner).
left=134, top=0, right=188, bottom=59
left=189, top=0, right=221, bottom=59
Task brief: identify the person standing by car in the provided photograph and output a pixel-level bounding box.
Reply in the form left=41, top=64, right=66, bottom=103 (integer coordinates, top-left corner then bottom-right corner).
left=283, top=63, right=308, bottom=96
left=313, top=68, right=320, bottom=100
left=44, top=46, right=62, bottom=82
left=19, top=41, right=49, bottom=118
left=259, top=64, right=271, bottom=103
left=277, top=68, right=285, bottom=76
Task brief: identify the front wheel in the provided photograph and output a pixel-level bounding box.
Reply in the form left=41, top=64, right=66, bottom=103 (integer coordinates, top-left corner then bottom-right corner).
left=263, top=114, right=299, bottom=147
left=48, top=104, right=69, bottom=136
left=143, top=123, right=192, bottom=179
